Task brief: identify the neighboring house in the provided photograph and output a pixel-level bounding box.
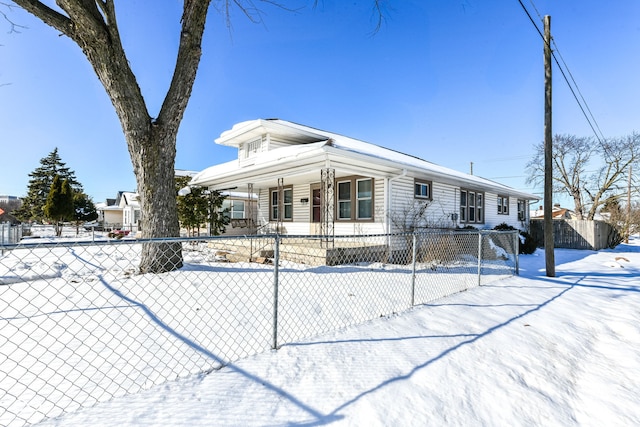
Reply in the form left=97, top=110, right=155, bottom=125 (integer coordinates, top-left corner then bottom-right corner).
left=0, top=209, right=19, bottom=225
left=0, top=195, right=20, bottom=204
left=530, top=204, right=576, bottom=220
left=190, top=119, right=538, bottom=236
left=96, top=191, right=141, bottom=232
left=95, top=199, right=120, bottom=226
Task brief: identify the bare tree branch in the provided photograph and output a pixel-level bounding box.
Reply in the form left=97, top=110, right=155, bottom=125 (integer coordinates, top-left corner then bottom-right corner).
left=10, top=0, right=71, bottom=34
left=312, top=0, right=388, bottom=35
left=158, top=0, right=211, bottom=130
left=527, top=133, right=640, bottom=220
left=1, top=1, right=28, bottom=32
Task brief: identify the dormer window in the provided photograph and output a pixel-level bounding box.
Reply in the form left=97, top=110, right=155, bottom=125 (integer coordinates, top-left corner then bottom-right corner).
left=246, top=138, right=262, bottom=156
left=239, top=136, right=266, bottom=162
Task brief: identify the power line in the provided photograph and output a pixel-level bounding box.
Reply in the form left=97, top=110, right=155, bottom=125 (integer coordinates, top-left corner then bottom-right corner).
left=551, top=43, right=606, bottom=143
left=516, top=0, right=606, bottom=144
left=527, top=0, right=606, bottom=143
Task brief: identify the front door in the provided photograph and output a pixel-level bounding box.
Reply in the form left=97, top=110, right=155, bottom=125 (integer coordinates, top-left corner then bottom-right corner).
left=310, top=184, right=321, bottom=234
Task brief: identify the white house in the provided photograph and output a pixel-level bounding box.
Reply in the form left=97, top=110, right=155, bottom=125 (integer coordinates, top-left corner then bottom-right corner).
left=190, top=119, right=538, bottom=236
left=0, top=195, right=20, bottom=204
left=96, top=191, right=141, bottom=232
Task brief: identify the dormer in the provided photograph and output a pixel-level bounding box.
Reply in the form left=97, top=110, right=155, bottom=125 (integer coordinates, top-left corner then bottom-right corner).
left=214, top=119, right=328, bottom=165
left=239, top=135, right=269, bottom=164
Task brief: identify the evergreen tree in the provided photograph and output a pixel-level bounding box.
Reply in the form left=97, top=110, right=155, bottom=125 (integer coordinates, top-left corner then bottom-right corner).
left=176, top=176, right=207, bottom=237
left=72, top=192, right=99, bottom=235
left=44, top=176, right=75, bottom=236
left=176, top=176, right=228, bottom=236
left=208, top=190, right=230, bottom=236
left=15, top=148, right=83, bottom=222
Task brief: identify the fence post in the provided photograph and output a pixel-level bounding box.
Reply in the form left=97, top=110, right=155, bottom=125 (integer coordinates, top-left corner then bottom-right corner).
left=272, top=235, right=280, bottom=350
left=513, top=230, right=520, bottom=275
left=411, top=232, right=417, bottom=306
left=477, top=232, right=483, bottom=287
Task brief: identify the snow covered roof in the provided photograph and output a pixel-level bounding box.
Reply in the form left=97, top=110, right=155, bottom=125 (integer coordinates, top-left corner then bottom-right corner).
left=115, top=191, right=139, bottom=208
left=192, top=119, right=538, bottom=200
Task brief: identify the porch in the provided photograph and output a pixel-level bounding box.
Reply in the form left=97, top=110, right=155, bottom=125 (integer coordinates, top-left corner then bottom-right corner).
left=206, top=236, right=390, bottom=266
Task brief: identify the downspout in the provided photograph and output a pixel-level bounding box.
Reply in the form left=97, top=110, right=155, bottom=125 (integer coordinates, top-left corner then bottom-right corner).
left=386, top=169, right=408, bottom=234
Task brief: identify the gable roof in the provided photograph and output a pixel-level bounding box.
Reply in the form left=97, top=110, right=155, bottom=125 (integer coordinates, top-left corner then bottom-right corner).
left=191, top=119, right=538, bottom=200
left=0, top=211, right=19, bottom=224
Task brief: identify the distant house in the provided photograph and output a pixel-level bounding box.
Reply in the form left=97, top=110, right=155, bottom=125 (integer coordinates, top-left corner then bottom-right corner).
left=530, top=204, right=576, bottom=220
left=0, top=209, right=19, bottom=225
left=96, top=191, right=140, bottom=232
left=190, top=119, right=538, bottom=235
left=0, top=195, right=20, bottom=205
left=0, top=196, right=21, bottom=225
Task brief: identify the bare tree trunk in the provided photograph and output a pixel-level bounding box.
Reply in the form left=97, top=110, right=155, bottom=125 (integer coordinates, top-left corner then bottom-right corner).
left=132, top=128, right=183, bottom=272
left=570, top=189, right=584, bottom=220
left=13, top=0, right=211, bottom=273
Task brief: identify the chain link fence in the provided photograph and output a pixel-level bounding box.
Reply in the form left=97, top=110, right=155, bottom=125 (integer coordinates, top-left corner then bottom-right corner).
left=0, top=229, right=518, bottom=426
left=0, top=224, right=29, bottom=246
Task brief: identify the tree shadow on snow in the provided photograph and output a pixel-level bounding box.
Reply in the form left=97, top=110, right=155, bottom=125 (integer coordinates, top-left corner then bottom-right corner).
left=290, top=272, right=640, bottom=423
left=96, top=274, right=344, bottom=426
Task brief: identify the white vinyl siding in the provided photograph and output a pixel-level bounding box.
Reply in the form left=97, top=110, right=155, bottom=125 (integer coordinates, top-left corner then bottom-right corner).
left=483, top=194, right=528, bottom=229
left=387, top=176, right=458, bottom=231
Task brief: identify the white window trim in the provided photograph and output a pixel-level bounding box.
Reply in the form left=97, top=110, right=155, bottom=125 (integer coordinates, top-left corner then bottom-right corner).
left=460, top=189, right=485, bottom=224
left=414, top=179, right=432, bottom=200
left=498, top=195, right=509, bottom=215
left=356, top=178, right=373, bottom=220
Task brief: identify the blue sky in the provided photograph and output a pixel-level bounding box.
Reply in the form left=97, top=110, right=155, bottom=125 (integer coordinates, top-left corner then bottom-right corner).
left=1, top=0, right=639, bottom=206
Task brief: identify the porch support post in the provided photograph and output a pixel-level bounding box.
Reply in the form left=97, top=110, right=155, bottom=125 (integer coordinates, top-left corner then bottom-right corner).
left=321, top=168, right=335, bottom=248
left=277, top=178, right=284, bottom=233
left=248, top=182, right=254, bottom=262
left=247, top=183, right=254, bottom=235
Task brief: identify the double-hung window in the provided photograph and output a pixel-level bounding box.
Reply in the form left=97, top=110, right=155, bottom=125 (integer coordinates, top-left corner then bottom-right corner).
left=460, top=189, right=484, bottom=224
left=497, top=195, right=509, bottom=215
left=337, top=181, right=352, bottom=220
left=336, top=176, right=374, bottom=221
left=270, top=186, right=293, bottom=221
left=357, top=179, right=373, bottom=220
left=476, top=193, right=483, bottom=223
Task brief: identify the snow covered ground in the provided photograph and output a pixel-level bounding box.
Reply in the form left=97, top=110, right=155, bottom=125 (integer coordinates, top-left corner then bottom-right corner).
left=22, top=236, right=640, bottom=426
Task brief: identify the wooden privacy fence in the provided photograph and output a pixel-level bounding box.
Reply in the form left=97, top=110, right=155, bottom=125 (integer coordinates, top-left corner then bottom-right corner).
left=530, top=219, right=619, bottom=250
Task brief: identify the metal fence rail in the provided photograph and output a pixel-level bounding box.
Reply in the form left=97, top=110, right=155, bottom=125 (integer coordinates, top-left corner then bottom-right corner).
left=0, top=224, right=28, bottom=246
left=0, top=230, right=518, bottom=427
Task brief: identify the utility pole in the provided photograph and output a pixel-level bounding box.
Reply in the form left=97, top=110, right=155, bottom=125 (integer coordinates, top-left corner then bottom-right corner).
left=626, top=165, right=632, bottom=244
left=543, top=15, right=555, bottom=277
